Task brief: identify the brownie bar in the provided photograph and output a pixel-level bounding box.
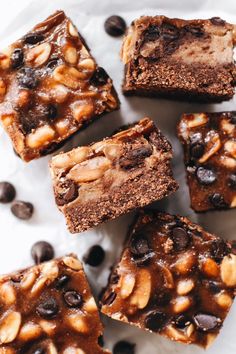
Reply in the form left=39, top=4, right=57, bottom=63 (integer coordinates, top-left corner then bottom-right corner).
left=121, top=16, right=236, bottom=102
left=50, top=118, right=178, bottom=233
left=0, top=11, right=119, bottom=162
left=101, top=210, right=236, bottom=348
left=0, top=254, right=109, bottom=353
left=178, top=112, right=236, bottom=212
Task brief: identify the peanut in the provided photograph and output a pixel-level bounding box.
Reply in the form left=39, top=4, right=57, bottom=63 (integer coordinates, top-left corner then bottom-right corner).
left=26, top=43, right=52, bottom=67
left=26, top=125, right=55, bottom=149
left=220, top=254, right=236, bottom=287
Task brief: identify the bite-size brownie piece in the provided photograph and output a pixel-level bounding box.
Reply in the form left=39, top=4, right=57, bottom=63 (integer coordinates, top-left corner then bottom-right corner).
left=101, top=211, right=236, bottom=348
left=178, top=112, right=236, bottom=212
left=50, top=118, right=178, bottom=233
left=0, top=11, right=118, bottom=162
left=121, top=16, right=236, bottom=101
left=0, top=254, right=109, bottom=353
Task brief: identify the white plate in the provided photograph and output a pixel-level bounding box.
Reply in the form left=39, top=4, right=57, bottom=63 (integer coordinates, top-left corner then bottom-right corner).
left=0, top=0, right=235, bottom=353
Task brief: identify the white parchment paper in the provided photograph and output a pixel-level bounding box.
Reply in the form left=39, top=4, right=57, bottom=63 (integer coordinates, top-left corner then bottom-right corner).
left=0, top=0, right=236, bottom=353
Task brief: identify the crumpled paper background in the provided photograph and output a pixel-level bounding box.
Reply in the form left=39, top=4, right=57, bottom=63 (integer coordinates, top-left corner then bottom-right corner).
left=0, top=0, right=236, bottom=353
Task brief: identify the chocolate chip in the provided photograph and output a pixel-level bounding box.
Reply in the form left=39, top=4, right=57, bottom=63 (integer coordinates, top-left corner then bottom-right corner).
left=130, top=234, right=150, bottom=256
left=119, top=146, right=152, bottom=170
left=209, top=193, right=228, bottom=209
left=190, top=143, right=204, bottom=158
left=161, top=23, right=179, bottom=41
left=24, top=33, right=45, bottom=44
left=210, top=17, right=225, bottom=26
left=174, top=315, right=191, bottom=329
left=33, top=349, right=46, bottom=354
left=229, top=174, right=236, bottom=189
left=11, top=201, right=34, bottom=220
left=31, top=241, right=54, bottom=265
left=184, top=25, right=204, bottom=37
left=55, top=274, right=70, bottom=289
left=11, top=48, right=24, bottom=69
left=90, top=67, right=109, bottom=86
left=46, top=57, right=60, bottom=70
left=63, top=290, right=83, bottom=308
left=98, top=335, right=104, bottom=347
left=211, top=239, right=229, bottom=261
left=206, top=281, right=221, bottom=294
left=37, top=298, right=59, bottom=319
left=104, top=15, right=126, bottom=37
left=193, top=313, right=222, bottom=332
left=230, top=112, right=236, bottom=125
left=18, top=67, right=38, bottom=89
left=144, top=24, right=160, bottom=41
left=46, top=104, right=57, bottom=120
left=196, top=167, right=217, bottom=185
left=103, top=291, right=117, bottom=305
left=0, top=182, right=16, bottom=203
left=171, top=227, right=190, bottom=251
left=83, top=245, right=105, bottom=267
left=113, top=340, right=135, bottom=354
left=145, top=311, right=169, bottom=332
left=55, top=180, right=78, bottom=206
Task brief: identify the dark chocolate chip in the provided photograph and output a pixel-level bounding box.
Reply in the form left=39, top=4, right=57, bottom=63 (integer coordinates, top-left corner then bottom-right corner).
left=46, top=57, right=60, bottom=70
left=113, top=340, right=135, bottom=354
left=206, top=281, right=221, bottom=294
left=33, top=349, right=46, bottom=354
left=153, top=291, right=171, bottom=307
left=46, top=104, right=58, bottom=120
left=104, top=15, right=126, bottom=37
left=98, top=335, right=104, bottom=347
left=90, top=67, right=109, bottom=86
left=228, top=174, right=236, bottom=189
left=55, top=274, right=70, bottom=289
left=103, top=291, right=117, bottom=305
left=119, top=146, right=152, bottom=170
left=196, top=167, right=217, bottom=185
left=230, top=112, right=236, bottom=124
left=18, top=67, right=38, bottom=89
left=174, top=315, right=191, bottom=329
left=193, top=313, right=222, bottom=332
left=211, top=239, right=229, bottom=261
left=145, top=311, right=169, bottom=332
left=144, top=24, right=160, bottom=41
left=11, top=201, right=34, bottom=220
left=171, top=227, right=190, bottom=251
left=55, top=179, right=78, bottom=206
left=161, top=23, right=179, bottom=41
left=63, top=290, right=83, bottom=308
left=31, top=241, right=54, bottom=265
left=130, top=234, right=150, bottom=256
left=190, top=143, right=204, bottom=159
left=0, top=181, right=16, bottom=203
left=210, top=17, right=225, bottom=26
left=24, top=33, right=45, bottom=44
left=37, top=298, right=59, bottom=319
left=209, top=193, right=228, bottom=209
left=11, top=48, right=24, bottom=69
left=184, top=25, right=204, bottom=37
left=83, top=245, right=105, bottom=267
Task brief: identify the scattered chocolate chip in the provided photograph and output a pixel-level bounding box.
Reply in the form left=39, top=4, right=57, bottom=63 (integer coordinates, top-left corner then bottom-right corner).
left=18, top=67, right=38, bottom=89
left=130, top=234, right=150, bottom=256
left=113, top=340, right=135, bottom=354
left=98, top=335, right=104, bottom=347
left=144, top=24, right=160, bottom=41
left=63, top=290, right=83, bottom=308
left=193, top=313, right=222, bottom=332
left=103, top=291, right=117, bottom=306
left=24, top=33, right=45, bottom=44
left=55, top=179, right=78, bottom=206
left=31, top=241, right=54, bottom=265
left=145, top=311, right=169, bottom=332
left=228, top=174, right=236, bottom=189
left=0, top=181, right=16, bottom=203
left=37, top=298, right=59, bottom=319
left=83, top=245, right=105, bottom=267
left=211, top=239, right=229, bottom=261
left=55, top=274, right=70, bottom=289
left=11, top=200, right=34, bottom=220
left=46, top=104, right=57, bottom=120
left=90, top=67, right=109, bottom=86
left=206, top=281, right=221, bottom=294
left=104, top=15, right=126, bottom=37
left=11, top=48, right=24, bottom=69
left=209, top=193, right=228, bottom=209
left=196, top=167, right=217, bottom=185
left=190, top=142, right=204, bottom=158
left=210, top=17, right=225, bottom=26
left=171, top=227, right=190, bottom=251
left=46, top=57, right=60, bottom=69
left=161, top=23, right=179, bottom=41
left=174, top=315, right=191, bottom=329
left=184, top=25, right=204, bottom=37
left=119, top=146, right=152, bottom=170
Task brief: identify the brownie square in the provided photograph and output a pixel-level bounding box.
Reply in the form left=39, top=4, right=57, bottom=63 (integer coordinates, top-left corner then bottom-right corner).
left=0, top=11, right=119, bottom=161
left=101, top=210, right=236, bottom=348
left=178, top=111, right=236, bottom=212
left=0, top=254, right=109, bottom=353
left=50, top=117, right=178, bottom=233
left=121, top=16, right=236, bottom=101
